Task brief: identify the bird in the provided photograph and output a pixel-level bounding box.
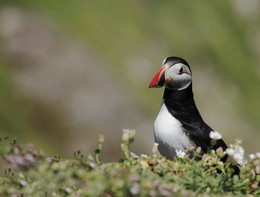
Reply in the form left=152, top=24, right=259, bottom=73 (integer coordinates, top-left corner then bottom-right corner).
left=149, top=56, right=228, bottom=160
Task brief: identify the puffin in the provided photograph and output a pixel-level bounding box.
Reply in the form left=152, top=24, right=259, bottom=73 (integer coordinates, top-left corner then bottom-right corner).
left=149, top=56, right=228, bottom=160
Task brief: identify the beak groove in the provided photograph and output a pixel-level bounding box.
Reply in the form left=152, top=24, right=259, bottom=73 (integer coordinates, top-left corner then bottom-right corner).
left=149, top=66, right=166, bottom=88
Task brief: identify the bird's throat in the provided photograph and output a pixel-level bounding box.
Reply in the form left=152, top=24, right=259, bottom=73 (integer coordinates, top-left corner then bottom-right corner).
left=163, top=84, right=203, bottom=125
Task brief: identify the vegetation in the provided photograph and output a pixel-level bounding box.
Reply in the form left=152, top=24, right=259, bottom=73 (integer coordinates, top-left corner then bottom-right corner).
left=0, top=132, right=259, bottom=197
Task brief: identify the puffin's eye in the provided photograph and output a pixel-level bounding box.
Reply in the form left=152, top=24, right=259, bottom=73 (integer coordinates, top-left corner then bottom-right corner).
left=179, top=67, right=184, bottom=74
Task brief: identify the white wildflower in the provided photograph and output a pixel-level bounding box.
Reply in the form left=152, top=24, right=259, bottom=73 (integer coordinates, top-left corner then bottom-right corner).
left=249, top=154, right=255, bottom=160
left=122, top=131, right=129, bottom=142
left=122, top=129, right=130, bottom=133
left=122, top=129, right=136, bottom=142
left=130, top=182, right=139, bottom=195
left=235, top=146, right=244, bottom=155
left=153, top=143, right=159, bottom=147
left=65, top=187, right=72, bottom=194
left=88, top=162, right=96, bottom=168
left=235, top=138, right=243, bottom=144
left=130, top=152, right=139, bottom=159
left=209, top=131, right=222, bottom=140
left=256, top=152, right=260, bottom=158
left=242, top=160, right=248, bottom=165
left=227, top=145, right=245, bottom=165
left=226, top=148, right=235, bottom=156
left=20, top=180, right=27, bottom=186
left=140, top=154, right=148, bottom=158
left=233, top=153, right=244, bottom=165
left=175, top=150, right=186, bottom=158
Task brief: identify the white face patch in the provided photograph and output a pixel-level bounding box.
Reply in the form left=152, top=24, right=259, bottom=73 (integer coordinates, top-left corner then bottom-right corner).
left=166, top=63, right=191, bottom=76
left=165, top=63, right=192, bottom=91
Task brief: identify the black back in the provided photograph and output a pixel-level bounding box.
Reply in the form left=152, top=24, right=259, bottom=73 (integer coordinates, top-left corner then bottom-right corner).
left=163, top=83, right=228, bottom=153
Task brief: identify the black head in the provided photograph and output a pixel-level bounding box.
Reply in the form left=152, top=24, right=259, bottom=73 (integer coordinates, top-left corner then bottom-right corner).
left=149, top=56, right=192, bottom=90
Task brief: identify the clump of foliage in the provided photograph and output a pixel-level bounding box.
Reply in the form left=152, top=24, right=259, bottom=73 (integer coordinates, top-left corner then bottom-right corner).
left=0, top=133, right=259, bottom=197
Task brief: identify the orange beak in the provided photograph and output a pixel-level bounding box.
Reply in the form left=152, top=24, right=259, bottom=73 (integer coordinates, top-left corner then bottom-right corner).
left=149, top=65, right=167, bottom=88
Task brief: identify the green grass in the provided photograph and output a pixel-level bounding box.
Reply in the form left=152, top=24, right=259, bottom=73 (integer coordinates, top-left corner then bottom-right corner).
left=0, top=133, right=259, bottom=197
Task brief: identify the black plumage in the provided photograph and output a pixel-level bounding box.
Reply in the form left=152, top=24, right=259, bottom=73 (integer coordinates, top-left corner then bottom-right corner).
left=163, top=84, right=228, bottom=154
left=150, top=56, right=239, bottom=174
left=150, top=56, right=228, bottom=156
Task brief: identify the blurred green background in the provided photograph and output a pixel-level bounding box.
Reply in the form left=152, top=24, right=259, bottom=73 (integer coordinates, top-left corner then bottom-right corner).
left=0, top=0, right=259, bottom=161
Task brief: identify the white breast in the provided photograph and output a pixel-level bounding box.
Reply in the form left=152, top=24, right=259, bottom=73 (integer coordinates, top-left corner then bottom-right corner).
left=154, top=100, right=193, bottom=159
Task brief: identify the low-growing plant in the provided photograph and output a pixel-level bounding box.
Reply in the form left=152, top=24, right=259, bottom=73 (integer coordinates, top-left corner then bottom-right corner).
left=0, top=132, right=259, bottom=196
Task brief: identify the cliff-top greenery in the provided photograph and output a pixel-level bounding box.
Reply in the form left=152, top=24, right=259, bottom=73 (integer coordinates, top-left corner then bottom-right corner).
left=0, top=131, right=259, bottom=197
